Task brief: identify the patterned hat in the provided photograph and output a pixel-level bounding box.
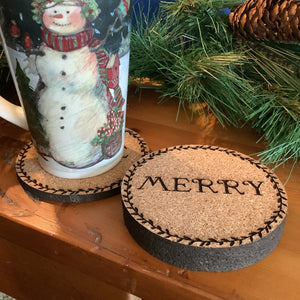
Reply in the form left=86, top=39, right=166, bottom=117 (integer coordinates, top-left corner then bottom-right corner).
left=32, top=0, right=100, bottom=24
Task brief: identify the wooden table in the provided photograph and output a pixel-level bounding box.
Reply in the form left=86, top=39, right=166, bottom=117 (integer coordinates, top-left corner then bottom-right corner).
left=0, top=87, right=299, bottom=300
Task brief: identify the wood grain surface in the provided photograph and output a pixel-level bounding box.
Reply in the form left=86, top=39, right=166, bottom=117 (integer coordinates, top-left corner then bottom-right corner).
left=0, top=87, right=299, bottom=300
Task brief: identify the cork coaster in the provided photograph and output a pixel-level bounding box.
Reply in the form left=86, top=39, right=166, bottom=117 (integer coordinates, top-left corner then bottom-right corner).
left=121, top=145, right=288, bottom=272
left=16, top=129, right=149, bottom=203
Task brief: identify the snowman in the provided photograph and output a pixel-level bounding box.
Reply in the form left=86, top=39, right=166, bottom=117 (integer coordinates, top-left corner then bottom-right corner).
left=33, top=0, right=112, bottom=169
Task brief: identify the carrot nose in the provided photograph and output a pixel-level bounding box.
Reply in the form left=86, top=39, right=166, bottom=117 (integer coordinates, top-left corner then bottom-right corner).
left=53, top=14, right=63, bottom=19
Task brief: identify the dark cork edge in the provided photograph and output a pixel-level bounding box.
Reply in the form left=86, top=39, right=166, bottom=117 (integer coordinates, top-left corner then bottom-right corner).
left=122, top=200, right=286, bottom=272
left=121, top=145, right=288, bottom=248
left=15, top=128, right=149, bottom=203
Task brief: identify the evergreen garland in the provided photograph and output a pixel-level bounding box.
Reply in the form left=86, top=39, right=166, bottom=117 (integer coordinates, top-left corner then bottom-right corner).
left=129, top=0, right=300, bottom=170
left=243, top=44, right=300, bottom=168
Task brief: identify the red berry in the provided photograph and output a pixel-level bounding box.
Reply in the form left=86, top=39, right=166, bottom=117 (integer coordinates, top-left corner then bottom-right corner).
left=23, top=33, right=33, bottom=50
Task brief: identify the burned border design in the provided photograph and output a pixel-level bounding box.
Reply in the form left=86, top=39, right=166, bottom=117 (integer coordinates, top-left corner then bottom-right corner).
left=122, top=145, right=288, bottom=247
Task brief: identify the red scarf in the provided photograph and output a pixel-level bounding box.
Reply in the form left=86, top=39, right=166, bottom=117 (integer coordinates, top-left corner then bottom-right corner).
left=41, top=27, right=94, bottom=52
left=41, top=27, right=120, bottom=109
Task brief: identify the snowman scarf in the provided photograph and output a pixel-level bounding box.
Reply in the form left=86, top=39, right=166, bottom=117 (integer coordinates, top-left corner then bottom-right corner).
left=41, top=27, right=124, bottom=110
left=41, top=27, right=95, bottom=52
left=42, top=27, right=112, bottom=97
left=42, top=27, right=109, bottom=82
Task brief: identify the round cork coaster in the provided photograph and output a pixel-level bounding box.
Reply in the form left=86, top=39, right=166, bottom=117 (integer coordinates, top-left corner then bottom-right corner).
left=16, top=129, right=149, bottom=203
left=121, top=145, right=288, bottom=272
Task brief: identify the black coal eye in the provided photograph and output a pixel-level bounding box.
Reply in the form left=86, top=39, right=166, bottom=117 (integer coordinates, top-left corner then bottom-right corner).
left=54, top=10, right=57, bottom=13
left=66, top=11, right=70, bottom=14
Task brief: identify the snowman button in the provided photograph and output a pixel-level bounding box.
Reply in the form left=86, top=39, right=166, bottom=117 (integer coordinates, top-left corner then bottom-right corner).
left=60, top=126, right=65, bottom=130
left=62, top=87, right=66, bottom=91
left=61, top=71, right=66, bottom=76
left=61, top=106, right=66, bottom=110
left=62, top=54, right=67, bottom=60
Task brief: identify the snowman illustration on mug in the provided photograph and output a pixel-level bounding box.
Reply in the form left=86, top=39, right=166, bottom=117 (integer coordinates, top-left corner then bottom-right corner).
left=28, top=0, right=128, bottom=169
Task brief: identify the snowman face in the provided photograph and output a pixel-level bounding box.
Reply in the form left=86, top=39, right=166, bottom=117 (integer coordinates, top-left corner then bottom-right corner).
left=43, top=5, right=86, bottom=35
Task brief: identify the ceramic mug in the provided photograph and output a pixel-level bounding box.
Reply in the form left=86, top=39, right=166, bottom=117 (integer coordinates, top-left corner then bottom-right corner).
left=0, top=0, right=131, bottom=178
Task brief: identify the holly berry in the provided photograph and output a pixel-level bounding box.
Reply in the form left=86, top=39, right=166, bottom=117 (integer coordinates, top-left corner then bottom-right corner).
left=10, top=20, right=20, bottom=38
left=23, top=33, right=33, bottom=51
left=32, top=1, right=41, bottom=9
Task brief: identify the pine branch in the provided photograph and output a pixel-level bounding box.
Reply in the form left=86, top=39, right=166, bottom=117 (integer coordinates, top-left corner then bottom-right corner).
left=130, top=1, right=254, bottom=126
left=247, top=92, right=300, bottom=167
left=129, top=0, right=300, bottom=170
left=243, top=43, right=300, bottom=167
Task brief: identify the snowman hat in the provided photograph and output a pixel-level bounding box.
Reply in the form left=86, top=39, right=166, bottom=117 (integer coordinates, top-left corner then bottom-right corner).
left=32, top=0, right=100, bottom=24
left=45, top=0, right=81, bottom=8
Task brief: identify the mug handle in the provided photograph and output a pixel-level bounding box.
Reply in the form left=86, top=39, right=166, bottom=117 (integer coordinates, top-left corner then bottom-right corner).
left=0, top=95, right=29, bottom=130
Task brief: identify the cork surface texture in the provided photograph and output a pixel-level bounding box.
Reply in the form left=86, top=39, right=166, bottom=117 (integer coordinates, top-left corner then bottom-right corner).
left=121, top=145, right=288, bottom=271
left=16, top=129, right=149, bottom=203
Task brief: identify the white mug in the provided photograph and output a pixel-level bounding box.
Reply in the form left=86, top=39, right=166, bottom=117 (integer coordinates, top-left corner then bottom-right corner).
left=0, top=0, right=131, bottom=178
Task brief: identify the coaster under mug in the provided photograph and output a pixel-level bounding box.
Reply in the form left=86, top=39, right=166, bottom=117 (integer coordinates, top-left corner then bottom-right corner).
left=16, top=129, right=149, bottom=203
